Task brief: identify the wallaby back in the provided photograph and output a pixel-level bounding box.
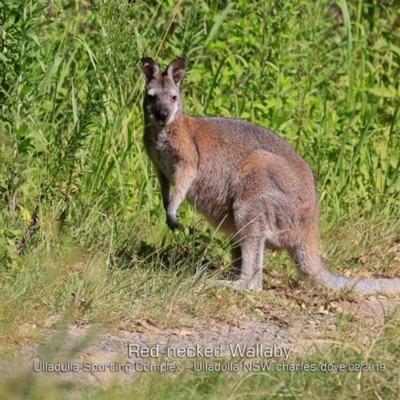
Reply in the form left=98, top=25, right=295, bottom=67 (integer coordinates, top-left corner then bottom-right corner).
left=140, top=57, right=400, bottom=295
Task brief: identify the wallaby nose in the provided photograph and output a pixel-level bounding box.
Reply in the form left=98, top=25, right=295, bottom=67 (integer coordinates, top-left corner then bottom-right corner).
left=159, top=111, right=169, bottom=122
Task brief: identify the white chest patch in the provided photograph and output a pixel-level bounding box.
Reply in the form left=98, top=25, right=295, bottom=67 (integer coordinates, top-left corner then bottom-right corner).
left=153, top=131, right=176, bottom=182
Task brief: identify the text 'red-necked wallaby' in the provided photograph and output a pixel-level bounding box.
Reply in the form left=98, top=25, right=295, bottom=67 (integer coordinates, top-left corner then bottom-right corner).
left=140, top=57, right=400, bottom=295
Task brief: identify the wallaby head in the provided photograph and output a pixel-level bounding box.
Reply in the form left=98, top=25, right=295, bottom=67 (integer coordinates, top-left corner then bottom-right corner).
left=140, top=57, right=187, bottom=127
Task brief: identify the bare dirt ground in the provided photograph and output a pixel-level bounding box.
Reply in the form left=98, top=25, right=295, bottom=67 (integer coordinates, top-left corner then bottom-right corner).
left=2, top=297, right=399, bottom=388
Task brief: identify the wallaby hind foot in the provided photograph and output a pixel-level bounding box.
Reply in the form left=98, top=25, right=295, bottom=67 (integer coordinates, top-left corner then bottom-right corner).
left=140, top=57, right=400, bottom=296
left=217, top=278, right=262, bottom=291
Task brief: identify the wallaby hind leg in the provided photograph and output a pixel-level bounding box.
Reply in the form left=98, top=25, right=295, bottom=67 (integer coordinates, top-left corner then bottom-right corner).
left=227, top=149, right=300, bottom=290
left=229, top=242, right=242, bottom=278
left=218, top=238, right=263, bottom=290
left=230, top=200, right=270, bottom=290
left=238, top=238, right=264, bottom=290
left=225, top=237, right=264, bottom=291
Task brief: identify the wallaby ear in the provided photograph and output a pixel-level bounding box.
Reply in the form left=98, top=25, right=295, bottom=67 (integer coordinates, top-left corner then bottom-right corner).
left=141, top=57, right=160, bottom=84
left=165, top=58, right=187, bottom=85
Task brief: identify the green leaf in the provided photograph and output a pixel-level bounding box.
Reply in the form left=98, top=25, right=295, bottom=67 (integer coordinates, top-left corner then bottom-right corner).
left=205, top=3, right=234, bottom=46
left=0, top=52, right=8, bottom=63
left=41, top=56, right=63, bottom=92
left=17, top=123, right=29, bottom=137
left=71, top=82, right=78, bottom=126
left=390, top=155, right=398, bottom=169
left=18, top=138, right=34, bottom=153
left=389, top=44, right=400, bottom=57
left=27, top=32, right=40, bottom=46
left=20, top=86, right=32, bottom=96
left=3, top=230, right=22, bottom=240
left=368, top=86, right=397, bottom=98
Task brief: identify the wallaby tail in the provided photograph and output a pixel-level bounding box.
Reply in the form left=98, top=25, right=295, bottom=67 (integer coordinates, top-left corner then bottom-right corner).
left=292, top=234, right=400, bottom=295
left=315, top=268, right=400, bottom=295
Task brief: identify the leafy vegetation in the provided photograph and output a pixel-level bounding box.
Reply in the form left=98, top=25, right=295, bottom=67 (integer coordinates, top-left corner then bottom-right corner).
left=0, top=0, right=399, bottom=398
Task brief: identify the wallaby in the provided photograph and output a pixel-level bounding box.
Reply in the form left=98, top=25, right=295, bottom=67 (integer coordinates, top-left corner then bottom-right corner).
left=140, top=57, right=400, bottom=295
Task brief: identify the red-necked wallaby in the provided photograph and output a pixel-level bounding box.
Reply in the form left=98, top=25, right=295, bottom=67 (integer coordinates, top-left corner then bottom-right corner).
left=140, top=57, right=400, bottom=294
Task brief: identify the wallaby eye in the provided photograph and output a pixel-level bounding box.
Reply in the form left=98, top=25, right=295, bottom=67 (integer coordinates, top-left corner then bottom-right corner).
left=171, top=95, right=178, bottom=102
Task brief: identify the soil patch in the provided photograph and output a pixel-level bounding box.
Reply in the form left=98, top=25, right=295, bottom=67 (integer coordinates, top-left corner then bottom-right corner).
left=1, top=298, right=399, bottom=387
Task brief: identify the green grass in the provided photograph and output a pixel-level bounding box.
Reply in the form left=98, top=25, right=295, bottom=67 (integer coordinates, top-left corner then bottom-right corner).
left=0, top=0, right=400, bottom=398
left=2, top=316, right=400, bottom=399
left=81, top=336, right=400, bottom=400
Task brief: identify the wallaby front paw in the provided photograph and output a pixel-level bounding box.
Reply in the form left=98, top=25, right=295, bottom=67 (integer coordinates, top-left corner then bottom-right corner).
left=166, top=214, right=182, bottom=231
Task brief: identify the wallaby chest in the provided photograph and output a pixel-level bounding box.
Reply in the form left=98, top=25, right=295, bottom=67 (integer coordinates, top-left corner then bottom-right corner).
left=144, top=128, right=178, bottom=182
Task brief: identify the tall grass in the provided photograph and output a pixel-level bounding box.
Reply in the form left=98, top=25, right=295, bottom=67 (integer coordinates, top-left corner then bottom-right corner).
left=1, top=0, right=399, bottom=265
